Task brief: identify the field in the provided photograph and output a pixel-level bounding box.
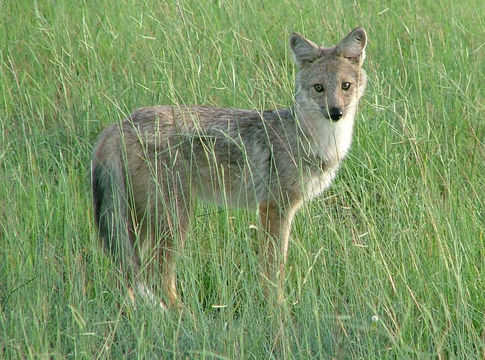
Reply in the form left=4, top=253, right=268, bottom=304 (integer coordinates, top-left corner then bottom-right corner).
left=1, top=0, right=484, bottom=358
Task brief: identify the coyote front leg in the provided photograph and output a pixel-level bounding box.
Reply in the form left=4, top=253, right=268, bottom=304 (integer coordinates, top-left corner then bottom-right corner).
left=259, top=199, right=303, bottom=303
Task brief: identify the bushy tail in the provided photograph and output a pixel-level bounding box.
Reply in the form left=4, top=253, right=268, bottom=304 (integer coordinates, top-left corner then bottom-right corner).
left=92, top=149, right=137, bottom=274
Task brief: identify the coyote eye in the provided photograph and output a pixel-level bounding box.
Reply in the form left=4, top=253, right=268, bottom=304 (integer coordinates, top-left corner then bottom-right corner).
left=342, top=82, right=351, bottom=90
left=313, top=84, right=324, bottom=92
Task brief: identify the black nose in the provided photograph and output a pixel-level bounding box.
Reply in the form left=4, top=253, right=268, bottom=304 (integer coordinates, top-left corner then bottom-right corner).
left=329, top=107, right=343, bottom=121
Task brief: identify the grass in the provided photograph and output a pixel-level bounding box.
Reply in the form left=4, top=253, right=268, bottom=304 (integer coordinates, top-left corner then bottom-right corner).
left=1, top=0, right=484, bottom=358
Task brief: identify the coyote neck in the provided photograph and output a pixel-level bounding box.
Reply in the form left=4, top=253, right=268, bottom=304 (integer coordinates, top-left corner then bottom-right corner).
left=290, top=102, right=356, bottom=170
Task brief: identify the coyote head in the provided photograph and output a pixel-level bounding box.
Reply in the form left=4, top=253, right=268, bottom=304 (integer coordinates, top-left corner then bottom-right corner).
left=290, top=27, right=367, bottom=122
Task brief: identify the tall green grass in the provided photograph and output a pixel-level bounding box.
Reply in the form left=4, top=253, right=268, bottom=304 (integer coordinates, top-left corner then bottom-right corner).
left=1, top=0, right=484, bottom=358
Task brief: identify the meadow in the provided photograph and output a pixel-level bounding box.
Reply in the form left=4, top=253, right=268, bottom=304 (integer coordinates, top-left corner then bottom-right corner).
left=1, top=0, right=484, bottom=358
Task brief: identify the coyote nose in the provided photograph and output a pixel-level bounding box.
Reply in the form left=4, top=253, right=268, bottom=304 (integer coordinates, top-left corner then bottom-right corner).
left=329, top=107, right=343, bottom=121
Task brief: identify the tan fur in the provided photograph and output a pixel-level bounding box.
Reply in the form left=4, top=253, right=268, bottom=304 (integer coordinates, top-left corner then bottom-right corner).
left=92, top=27, right=368, bottom=307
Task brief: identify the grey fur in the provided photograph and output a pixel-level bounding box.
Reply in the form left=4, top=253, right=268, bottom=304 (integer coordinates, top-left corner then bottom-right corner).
left=92, top=27, right=368, bottom=307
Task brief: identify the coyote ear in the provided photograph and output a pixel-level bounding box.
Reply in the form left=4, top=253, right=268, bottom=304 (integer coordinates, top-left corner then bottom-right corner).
left=336, top=27, right=367, bottom=66
left=290, top=33, right=321, bottom=68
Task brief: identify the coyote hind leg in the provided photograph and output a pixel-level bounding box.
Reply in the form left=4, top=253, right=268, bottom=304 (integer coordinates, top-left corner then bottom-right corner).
left=142, top=171, right=192, bottom=309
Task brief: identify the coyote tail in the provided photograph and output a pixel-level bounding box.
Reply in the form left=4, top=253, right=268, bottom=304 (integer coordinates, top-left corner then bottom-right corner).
left=92, top=149, right=137, bottom=273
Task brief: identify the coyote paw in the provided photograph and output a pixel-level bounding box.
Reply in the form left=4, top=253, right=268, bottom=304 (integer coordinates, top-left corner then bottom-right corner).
left=127, top=282, right=168, bottom=310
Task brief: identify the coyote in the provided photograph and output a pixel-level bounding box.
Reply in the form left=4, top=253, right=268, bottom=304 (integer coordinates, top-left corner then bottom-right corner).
left=92, top=27, right=367, bottom=308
